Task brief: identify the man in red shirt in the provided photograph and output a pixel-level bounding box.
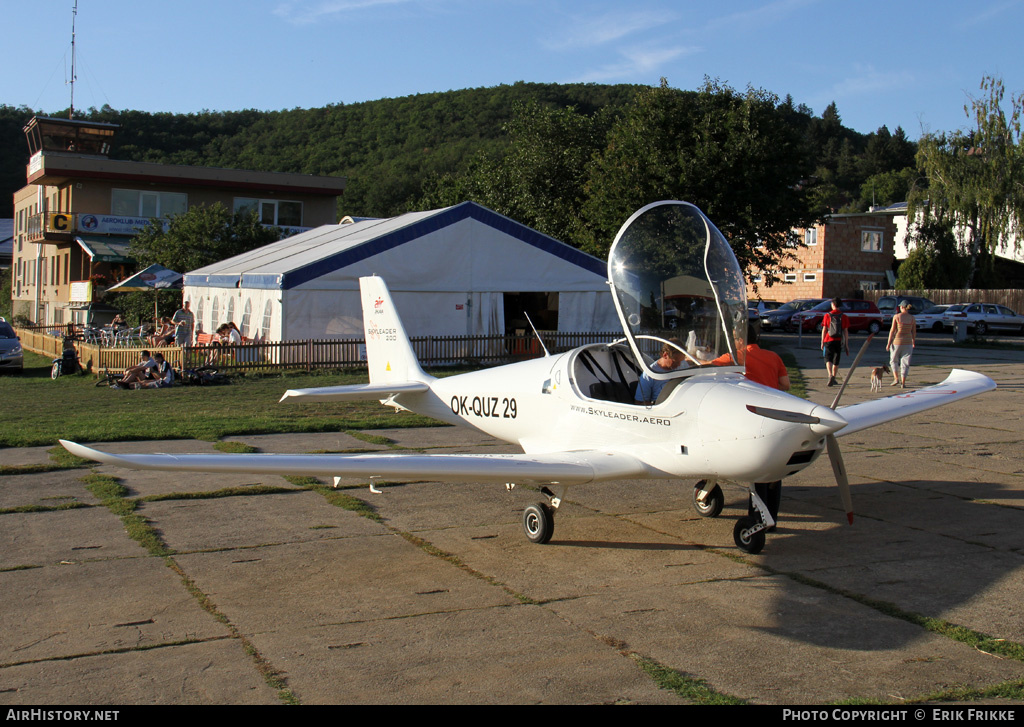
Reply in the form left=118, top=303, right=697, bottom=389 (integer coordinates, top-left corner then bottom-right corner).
left=820, top=297, right=850, bottom=387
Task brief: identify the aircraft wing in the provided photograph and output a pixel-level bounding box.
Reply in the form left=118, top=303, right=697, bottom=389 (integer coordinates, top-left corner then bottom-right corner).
left=59, top=440, right=649, bottom=485
left=279, top=382, right=429, bottom=402
left=835, top=369, right=996, bottom=437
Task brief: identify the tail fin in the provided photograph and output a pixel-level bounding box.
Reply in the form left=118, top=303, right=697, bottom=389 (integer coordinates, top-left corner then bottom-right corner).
left=360, top=276, right=430, bottom=385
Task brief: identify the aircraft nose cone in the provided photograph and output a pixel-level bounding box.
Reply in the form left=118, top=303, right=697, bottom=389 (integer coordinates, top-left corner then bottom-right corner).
left=808, top=405, right=847, bottom=437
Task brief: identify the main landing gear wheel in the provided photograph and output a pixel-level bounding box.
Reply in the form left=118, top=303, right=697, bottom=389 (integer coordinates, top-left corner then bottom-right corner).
left=693, top=481, right=724, bottom=518
left=733, top=516, right=766, bottom=554
left=523, top=502, right=554, bottom=544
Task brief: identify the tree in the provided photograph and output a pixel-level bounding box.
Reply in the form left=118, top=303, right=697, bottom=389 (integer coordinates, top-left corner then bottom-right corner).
left=909, top=75, right=1023, bottom=287
left=855, top=167, right=918, bottom=211
left=578, top=79, right=817, bottom=280
left=114, top=204, right=282, bottom=325
left=419, top=101, right=609, bottom=246
left=129, top=203, right=281, bottom=273
left=895, top=218, right=971, bottom=289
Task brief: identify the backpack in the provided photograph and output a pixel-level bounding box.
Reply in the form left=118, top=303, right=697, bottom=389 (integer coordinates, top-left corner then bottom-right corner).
left=826, top=311, right=844, bottom=338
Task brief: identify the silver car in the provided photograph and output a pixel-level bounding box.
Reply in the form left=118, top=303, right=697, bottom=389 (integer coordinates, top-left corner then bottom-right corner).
left=0, top=319, right=24, bottom=372
left=915, top=305, right=950, bottom=332
left=942, top=303, right=1024, bottom=334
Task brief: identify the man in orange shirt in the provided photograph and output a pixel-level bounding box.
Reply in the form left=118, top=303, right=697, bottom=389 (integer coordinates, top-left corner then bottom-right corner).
left=709, top=324, right=789, bottom=529
left=711, top=325, right=790, bottom=390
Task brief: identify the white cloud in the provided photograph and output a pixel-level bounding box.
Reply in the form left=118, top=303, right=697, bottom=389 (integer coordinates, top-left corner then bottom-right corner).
left=574, top=44, right=699, bottom=83
left=273, top=0, right=416, bottom=24
left=543, top=10, right=676, bottom=51
left=825, top=65, right=916, bottom=99
left=703, top=0, right=819, bottom=34
left=959, top=0, right=1022, bottom=29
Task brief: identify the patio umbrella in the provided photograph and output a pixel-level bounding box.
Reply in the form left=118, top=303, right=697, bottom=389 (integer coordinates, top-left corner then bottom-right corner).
left=106, top=264, right=184, bottom=321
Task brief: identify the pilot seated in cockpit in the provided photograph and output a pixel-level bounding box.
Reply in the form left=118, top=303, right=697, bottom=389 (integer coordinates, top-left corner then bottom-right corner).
left=634, top=339, right=685, bottom=404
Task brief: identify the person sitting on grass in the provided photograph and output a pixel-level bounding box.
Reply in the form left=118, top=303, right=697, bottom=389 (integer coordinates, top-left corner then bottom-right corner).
left=116, top=351, right=158, bottom=388
left=141, top=353, right=175, bottom=388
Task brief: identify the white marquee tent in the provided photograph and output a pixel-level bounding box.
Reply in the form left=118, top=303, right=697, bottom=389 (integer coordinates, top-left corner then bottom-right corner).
left=183, top=202, right=619, bottom=341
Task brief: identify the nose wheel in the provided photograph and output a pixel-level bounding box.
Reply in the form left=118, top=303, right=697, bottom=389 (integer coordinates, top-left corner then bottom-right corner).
left=693, top=480, right=724, bottom=517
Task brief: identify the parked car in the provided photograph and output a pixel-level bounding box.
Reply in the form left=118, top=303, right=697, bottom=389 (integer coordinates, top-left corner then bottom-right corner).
left=749, top=300, right=782, bottom=316
left=914, top=305, right=950, bottom=332
left=760, top=298, right=826, bottom=332
left=876, top=295, right=936, bottom=327
left=942, top=303, right=1024, bottom=334
left=789, top=299, right=883, bottom=334
left=0, top=318, right=24, bottom=373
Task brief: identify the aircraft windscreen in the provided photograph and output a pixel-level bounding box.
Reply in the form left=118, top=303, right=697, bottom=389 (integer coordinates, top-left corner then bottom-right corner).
left=608, top=202, right=747, bottom=379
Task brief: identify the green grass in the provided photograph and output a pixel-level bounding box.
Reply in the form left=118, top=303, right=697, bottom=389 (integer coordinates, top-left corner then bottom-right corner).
left=0, top=352, right=443, bottom=448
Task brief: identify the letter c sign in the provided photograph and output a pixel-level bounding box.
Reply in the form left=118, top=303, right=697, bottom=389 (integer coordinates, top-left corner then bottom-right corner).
left=49, top=213, right=73, bottom=232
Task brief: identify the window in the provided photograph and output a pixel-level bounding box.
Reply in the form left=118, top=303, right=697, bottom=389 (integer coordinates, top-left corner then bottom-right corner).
left=784, top=273, right=798, bottom=282
left=226, top=297, right=235, bottom=327
left=803, top=273, right=817, bottom=282
left=804, top=228, right=818, bottom=246
left=211, top=296, right=220, bottom=330
left=195, top=298, right=204, bottom=334
left=241, top=300, right=253, bottom=339
left=234, top=198, right=303, bottom=227
left=262, top=300, right=273, bottom=340
left=111, top=189, right=187, bottom=218
left=861, top=231, right=883, bottom=252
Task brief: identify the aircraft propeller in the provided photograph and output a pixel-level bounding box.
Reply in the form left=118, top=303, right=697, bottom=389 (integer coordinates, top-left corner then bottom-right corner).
left=824, top=333, right=877, bottom=525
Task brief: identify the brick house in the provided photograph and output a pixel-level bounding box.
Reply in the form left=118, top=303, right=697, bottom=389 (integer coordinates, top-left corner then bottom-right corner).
left=748, top=210, right=898, bottom=302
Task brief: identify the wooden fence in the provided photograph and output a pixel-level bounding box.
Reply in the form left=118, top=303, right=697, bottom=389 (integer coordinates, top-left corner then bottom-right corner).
left=863, top=289, right=1024, bottom=310
left=14, top=327, right=620, bottom=375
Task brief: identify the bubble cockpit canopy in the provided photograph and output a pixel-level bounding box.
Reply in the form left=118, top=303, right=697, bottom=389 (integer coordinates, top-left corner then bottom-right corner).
left=608, top=201, right=747, bottom=381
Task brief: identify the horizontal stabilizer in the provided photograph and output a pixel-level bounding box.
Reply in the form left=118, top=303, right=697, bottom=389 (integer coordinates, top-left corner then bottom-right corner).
left=836, top=369, right=996, bottom=437
left=59, top=441, right=649, bottom=485
left=279, top=382, right=429, bottom=403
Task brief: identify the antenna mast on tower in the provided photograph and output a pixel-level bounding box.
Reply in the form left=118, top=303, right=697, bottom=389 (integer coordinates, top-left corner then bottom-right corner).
left=69, top=0, right=78, bottom=119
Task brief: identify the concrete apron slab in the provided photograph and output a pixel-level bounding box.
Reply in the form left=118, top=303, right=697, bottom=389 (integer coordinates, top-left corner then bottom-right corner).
left=251, top=607, right=684, bottom=705
left=547, top=577, right=1024, bottom=705
left=142, top=491, right=385, bottom=553
left=0, top=557, right=229, bottom=665
left=0, top=640, right=279, bottom=705
left=0, top=469, right=102, bottom=510
left=0, top=445, right=63, bottom=468
left=1, top=507, right=144, bottom=569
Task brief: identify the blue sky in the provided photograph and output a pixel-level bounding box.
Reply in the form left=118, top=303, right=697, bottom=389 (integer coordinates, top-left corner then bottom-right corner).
left=4, top=0, right=1023, bottom=139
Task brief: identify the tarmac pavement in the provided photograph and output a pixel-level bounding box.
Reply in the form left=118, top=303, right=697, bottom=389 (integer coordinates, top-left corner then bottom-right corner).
left=1, top=337, right=1023, bottom=704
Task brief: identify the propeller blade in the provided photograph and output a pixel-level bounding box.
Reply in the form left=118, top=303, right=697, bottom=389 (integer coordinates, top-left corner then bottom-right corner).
left=830, top=333, right=877, bottom=409
left=745, top=405, right=820, bottom=424
left=826, top=433, right=854, bottom=525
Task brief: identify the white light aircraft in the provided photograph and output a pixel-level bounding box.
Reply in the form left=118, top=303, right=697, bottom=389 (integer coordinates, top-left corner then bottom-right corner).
left=62, top=201, right=996, bottom=553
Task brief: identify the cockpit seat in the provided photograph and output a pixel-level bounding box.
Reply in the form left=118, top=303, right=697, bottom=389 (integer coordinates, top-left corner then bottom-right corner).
left=589, top=380, right=637, bottom=405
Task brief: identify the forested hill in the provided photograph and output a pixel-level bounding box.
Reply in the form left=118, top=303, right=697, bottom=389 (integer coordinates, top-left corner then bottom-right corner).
left=0, top=82, right=643, bottom=218
left=0, top=80, right=914, bottom=223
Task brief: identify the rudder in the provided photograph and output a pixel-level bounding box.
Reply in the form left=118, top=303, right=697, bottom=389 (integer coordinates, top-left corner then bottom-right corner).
left=359, top=276, right=429, bottom=385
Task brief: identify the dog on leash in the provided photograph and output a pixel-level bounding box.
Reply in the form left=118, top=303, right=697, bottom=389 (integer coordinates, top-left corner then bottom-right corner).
left=870, top=364, right=892, bottom=392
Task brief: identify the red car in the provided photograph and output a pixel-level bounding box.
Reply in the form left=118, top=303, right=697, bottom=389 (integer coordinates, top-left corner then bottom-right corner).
left=788, top=299, right=883, bottom=334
